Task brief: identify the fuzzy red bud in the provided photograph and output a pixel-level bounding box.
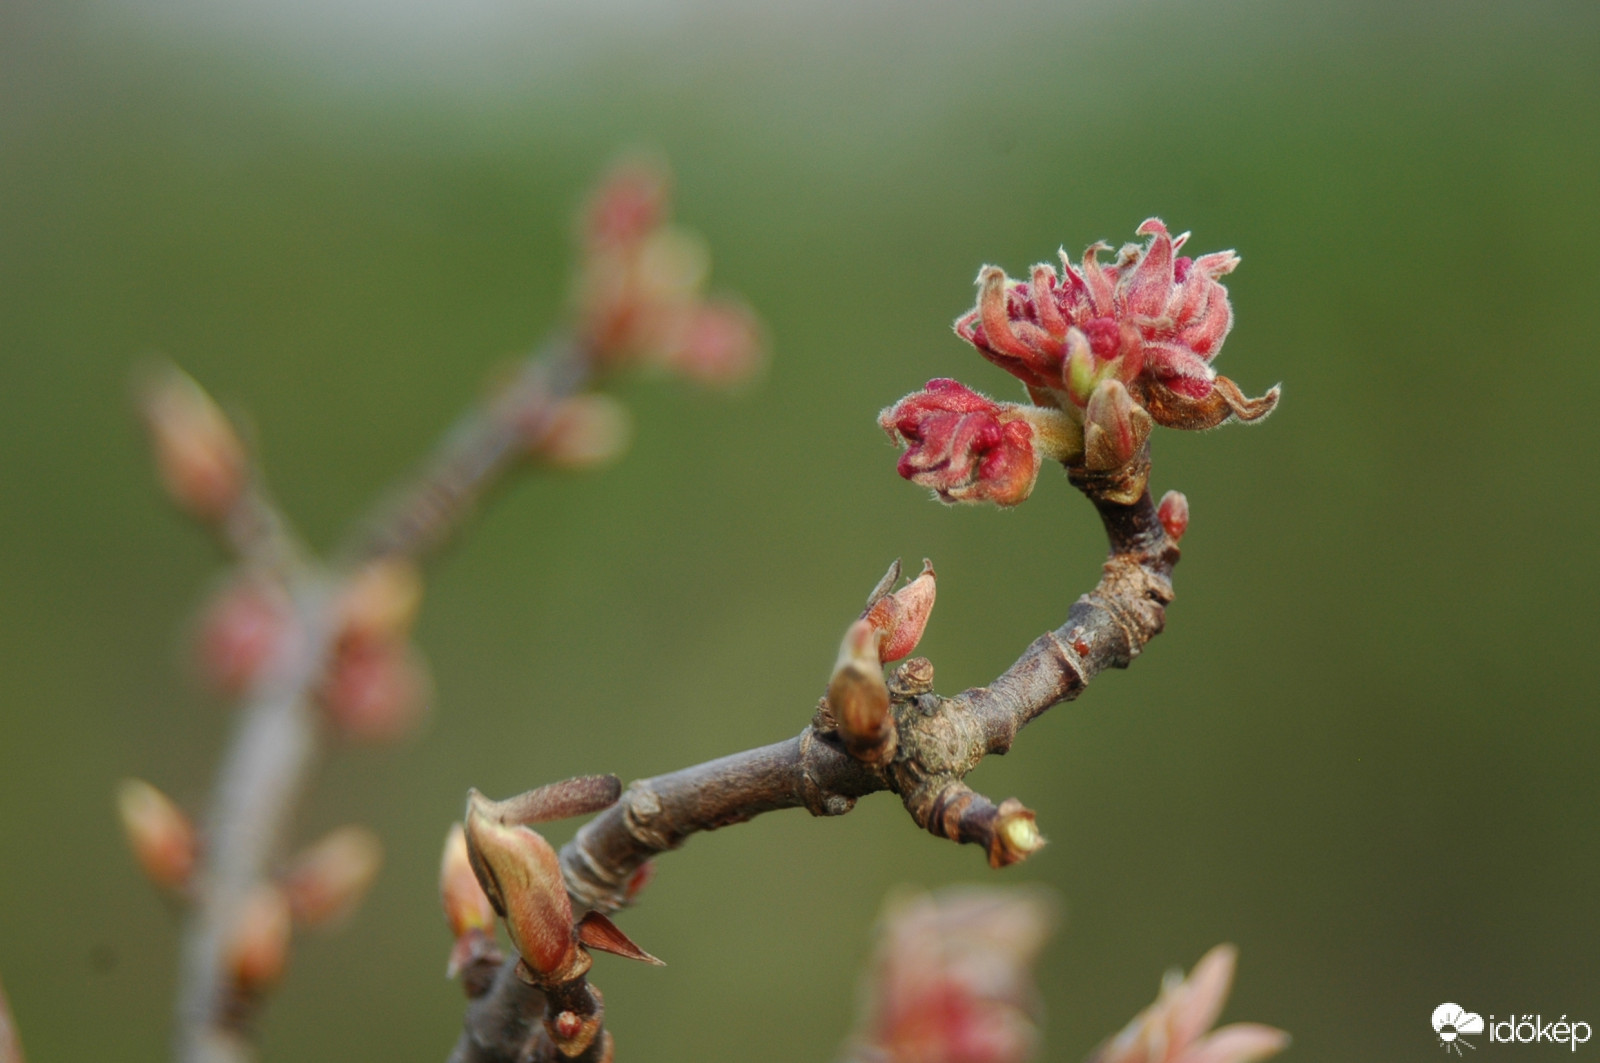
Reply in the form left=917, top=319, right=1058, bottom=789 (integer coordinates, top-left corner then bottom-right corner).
left=1158, top=490, right=1190, bottom=543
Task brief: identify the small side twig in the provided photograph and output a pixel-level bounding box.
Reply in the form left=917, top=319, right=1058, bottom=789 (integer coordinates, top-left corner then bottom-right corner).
left=452, top=477, right=1179, bottom=1061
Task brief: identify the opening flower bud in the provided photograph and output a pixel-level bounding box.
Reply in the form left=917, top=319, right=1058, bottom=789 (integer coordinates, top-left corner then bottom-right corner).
left=116, top=778, right=196, bottom=893
left=879, top=380, right=1046, bottom=507
left=282, top=826, right=383, bottom=929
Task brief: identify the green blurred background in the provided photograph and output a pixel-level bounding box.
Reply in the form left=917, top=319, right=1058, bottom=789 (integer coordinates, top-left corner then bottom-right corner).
left=2, top=0, right=1597, bottom=1059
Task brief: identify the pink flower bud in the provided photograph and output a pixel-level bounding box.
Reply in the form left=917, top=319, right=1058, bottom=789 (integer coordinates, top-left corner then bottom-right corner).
left=879, top=380, right=1045, bottom=507
left=580, top=158, right=670, bottom=252
left=116, top=778, right=197, bottom=893
left=282, top=826, right=383, bottom=929
left=953, top=223, right=1276, bottom=427
left=662, top=300, right=766, bottom=387
left=136, top=363, right=247, bottom=521
left=196, top=574, right=292, bottom=696
left=319, top=640, right=431, bottom=744
left=1083, top=379, right=1153, bottom=472
left=226, top=884, right=292, bottom=994
left=862, top=560, right=937, bottom=664
left=1158, top=491, right=1190, bottom=543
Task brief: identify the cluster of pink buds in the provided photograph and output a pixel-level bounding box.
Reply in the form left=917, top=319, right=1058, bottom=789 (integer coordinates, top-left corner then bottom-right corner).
left=459, top=777, right=662, bottom=1057
left=572, top=160, right=765, bottom=386
left=317, top=558, right=432, bottom=743
left=828, top=560, right=937, bottom=764
left=847, top=888, right=1054, bottom=1063
left=884, top=222, right=1278, bottom=507
left=1087, top=945, right=1289, bottom=1063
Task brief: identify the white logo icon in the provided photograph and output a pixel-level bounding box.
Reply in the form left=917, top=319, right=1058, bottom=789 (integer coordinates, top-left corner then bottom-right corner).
left=1435, top=1004, right=1485, bottom=1055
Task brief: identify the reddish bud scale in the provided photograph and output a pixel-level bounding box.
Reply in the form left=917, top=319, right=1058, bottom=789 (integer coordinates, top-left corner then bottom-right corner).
left=862, top=560, right=937, bottom=664
left=441, top=823, right=497, bottom=942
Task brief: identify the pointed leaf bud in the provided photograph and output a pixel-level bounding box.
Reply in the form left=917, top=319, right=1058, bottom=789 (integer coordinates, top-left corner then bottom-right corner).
left=1083, top=379, right=1153, bottom=472
left=527, top=393, right=633, bottom=470
left=282, top=826, right=383, bottom=929
left=862, top=560, right=937, bottom=664
left=226, top=884, right=292, bottom=994
left=464, top=790, right=587, bottom=984
left=136, top=362, right=246, bottom=522
left=441, top=822, right=496, bottom=936
left=1158, top=490, right=1190, bottom=543
left=116, top=778, right=196, bottom=893
left=829, top=618, right=894, bottom=765
left=988, top=799, right=1046, bottom=868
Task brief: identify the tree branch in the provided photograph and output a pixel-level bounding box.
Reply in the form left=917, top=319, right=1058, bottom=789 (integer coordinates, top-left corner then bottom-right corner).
left=451, top=469, right=1180, bottom=1060
left=174, top=340, right=593, bottom=1063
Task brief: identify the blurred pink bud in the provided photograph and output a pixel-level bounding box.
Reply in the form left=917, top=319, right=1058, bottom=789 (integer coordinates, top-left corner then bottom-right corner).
left=319, top=640, right=431, bottom=744
left=954, top=223, right=1276, bottom=428
left=116, top=778, right=197, bottom=893
left=1083, top=379, right=1153, bottom=472
left=580, top=158, right=671, bottom=252
left=196, top=575, right=292, bottom=696
left=226, top=884, right=293, bottom=994
left=1158, top=491, right=1190, bottom=543
left=464, top=790, right=586, bottom=985
left=829, top=618, right=894, bottom=765
left=1088, top=945, right=1289, bottom=1063
left=662, top=300, right=766, bottom=387
left=863, top=560, right=937, bottom=664
left=137, top=363, right=247, bottom=521
left=852, top=888, right=1055, bottom=1063
left=880, top=380, right=1059, bottom=507
left=282, top=826, right=383, bottom=928
left=528, top=394, right=633, bottom=470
